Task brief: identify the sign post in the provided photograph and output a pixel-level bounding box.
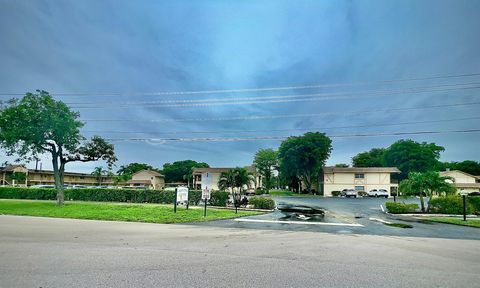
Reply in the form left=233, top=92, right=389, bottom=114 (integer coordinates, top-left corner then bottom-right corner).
left=177, top=186, right=189, bottom=210
left=174, top=188, right=178, bottom=213
left=202, top=187, right=211, bottom=217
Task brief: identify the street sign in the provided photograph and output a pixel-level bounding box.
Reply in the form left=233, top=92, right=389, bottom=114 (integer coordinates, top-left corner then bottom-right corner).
left=177, top=186, right=189, bottom=203
left=202, top=188, right=211, bottom=200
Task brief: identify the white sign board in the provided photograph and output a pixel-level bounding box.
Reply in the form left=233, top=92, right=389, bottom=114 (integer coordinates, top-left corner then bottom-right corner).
left=177, top=186, right=189, bottom=203
left=202, top=188, right=211, bottom=200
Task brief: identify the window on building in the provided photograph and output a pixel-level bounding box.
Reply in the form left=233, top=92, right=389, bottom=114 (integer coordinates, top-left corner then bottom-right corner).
left=354, top=186, right=365, bottom=191
left=354, top=173, right=364, bottom=179
left=80, top=176, right=84, bottom=180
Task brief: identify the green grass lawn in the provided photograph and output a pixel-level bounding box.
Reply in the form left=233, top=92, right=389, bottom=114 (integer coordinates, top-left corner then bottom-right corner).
left=0, top=199, right=261, bottom=224
left=269, top=190, right=321, bottom=197
left=426, top=217, right=480, bottom=228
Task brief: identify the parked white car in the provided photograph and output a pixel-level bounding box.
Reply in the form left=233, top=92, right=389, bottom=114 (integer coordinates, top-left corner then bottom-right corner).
left=367, top=189, right=389, bottom=198
left=341, top=189, right=358, bottom=198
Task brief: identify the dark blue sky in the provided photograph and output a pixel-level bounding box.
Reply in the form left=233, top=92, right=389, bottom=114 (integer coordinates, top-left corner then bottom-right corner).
left=1, top=0, right=479, bottom=173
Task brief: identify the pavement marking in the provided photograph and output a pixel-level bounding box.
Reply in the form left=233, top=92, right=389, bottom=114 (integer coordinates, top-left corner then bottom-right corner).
left=234, top=218, right=364, bottom=227
left=380, top=204, right=385, bottom=213
left=369, top=217, right=392, bottom=224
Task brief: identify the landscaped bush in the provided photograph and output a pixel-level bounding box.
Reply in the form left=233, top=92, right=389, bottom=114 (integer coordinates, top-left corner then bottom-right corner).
left=255, top=188, right=267, bottom=195
left=208, top=191, right=229, bottom=207
left=467, top=197, right=480, bottom=215
left=429, top=196, right=474, bottom=215
left=358, top=191, right=368, bottom=197
left=385, top=202, right=419, bottom=214
left=0, top=187, right=204, bottom=205
left=331, top=191, right=341, bottom=197
left=249, top=196, right=275, bottom=209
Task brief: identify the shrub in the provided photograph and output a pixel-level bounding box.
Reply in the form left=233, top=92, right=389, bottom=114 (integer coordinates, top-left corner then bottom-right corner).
left=249, top=196, right=275, bottom=209
left=429, top=196, right=474, bottom=215
left=385, top=202, right=419, bottom=214
left=467, top=197, right=480, bottom=215
left=255, top=188, right=267, bottom=195
left=0, top=187, right=204, bottom=205
left=208, top=191, right=229, bottom=207
left=331, top=191, right=341, bottom=197
left=358, top=191, right=368, bottom=197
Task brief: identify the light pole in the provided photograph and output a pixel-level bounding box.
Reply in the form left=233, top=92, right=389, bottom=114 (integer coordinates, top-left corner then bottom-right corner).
left=460, top=191, right=468, bottom=221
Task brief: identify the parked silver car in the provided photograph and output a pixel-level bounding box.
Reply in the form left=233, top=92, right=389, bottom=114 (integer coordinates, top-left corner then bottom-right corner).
left=341, top=189, right=358, bottom=198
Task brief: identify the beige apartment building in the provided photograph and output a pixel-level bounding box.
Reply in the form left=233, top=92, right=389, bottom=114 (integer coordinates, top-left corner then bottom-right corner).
left=127, top=170, right=165, bottom=190
left=192, top=166, right=261, bottom=191
left=440, top=170, right=480, bottom=193
left=323, top=167, right=400, bottom=197
left=1, top=165, right=114, bottom=186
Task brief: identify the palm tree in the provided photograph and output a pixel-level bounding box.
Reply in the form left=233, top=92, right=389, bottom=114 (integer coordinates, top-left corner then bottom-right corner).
left=218, top=168, right=254, bottom=213
left=218, top=170, right=236, bottom=192
left=91, top=166, right=107, bottom=186
left=400, top=171, right=456, bottom=212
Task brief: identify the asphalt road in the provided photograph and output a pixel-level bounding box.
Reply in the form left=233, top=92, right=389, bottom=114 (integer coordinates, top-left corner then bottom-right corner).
left=197, top=197, right=480, bottom=240
left=1, top=215, right=480, bottom=288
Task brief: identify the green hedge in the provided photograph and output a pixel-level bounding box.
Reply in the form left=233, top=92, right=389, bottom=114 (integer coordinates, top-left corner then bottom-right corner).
left=331, top=191, right=341, bottom=197
left=358, top=191, right=368, bottom=197
left=385, top=202, right=419, bottom=214
left=468, top=197, right=480, bottom=215
left=429, top=196, right=475, bottom=215
left=249, top=196, right=275, bottom=210
left=255, top=188, right=268, bottom=195
left=0, top=187, right=216, bottom=206
left=208, top=191, right=229, bottom=207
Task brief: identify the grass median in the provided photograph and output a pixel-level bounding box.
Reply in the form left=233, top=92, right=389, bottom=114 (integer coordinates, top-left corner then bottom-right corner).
left=0, top=199, right=261, bottom=224
left=425, top=217, right=480, bottom=228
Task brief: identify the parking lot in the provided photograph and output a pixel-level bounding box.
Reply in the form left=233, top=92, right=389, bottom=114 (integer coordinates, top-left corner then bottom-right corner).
left=194, top=196, right=480, bottom=240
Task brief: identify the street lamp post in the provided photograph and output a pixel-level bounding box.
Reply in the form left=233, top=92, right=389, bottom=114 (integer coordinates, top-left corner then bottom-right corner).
left=460, top=191, right=468, bottom=221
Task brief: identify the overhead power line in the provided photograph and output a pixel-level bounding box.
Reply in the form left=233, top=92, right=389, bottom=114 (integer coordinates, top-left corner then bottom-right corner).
left=103, top=129, right=480, bottom=142
left=2, top=72, right=480, bottom=98
left=66, top=82, right=480, bottom=108
left=82, top=101, right=480, bottom=123
left=82, top=116, right=480, bottom=135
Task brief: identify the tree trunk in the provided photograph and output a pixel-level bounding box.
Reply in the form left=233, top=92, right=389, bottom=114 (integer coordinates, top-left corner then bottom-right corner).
left=426, top=190, right=433, bottom=213
left=52, top=154, right=64, bottom=206
left=419, top=192, right=425, bottom=212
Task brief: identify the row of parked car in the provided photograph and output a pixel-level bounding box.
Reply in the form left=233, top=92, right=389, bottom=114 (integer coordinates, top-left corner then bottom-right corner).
left=340, top=188, right=390, bottom=198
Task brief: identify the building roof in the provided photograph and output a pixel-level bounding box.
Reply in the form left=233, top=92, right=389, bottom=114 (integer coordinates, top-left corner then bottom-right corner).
left=127, top=179, right=152, bottom=184
left=193, top=166, right=256, bottom=174
left=323, top=167, right=401, bottom=173
left=1, top=166, right=105, bottom=177
left=132, top=169, right=164, bottom=177
left=1, top=165, right=28, bottom=172
left=452, top=183, right=480, bottom=188
left=439, top=170, right=480, bottom=180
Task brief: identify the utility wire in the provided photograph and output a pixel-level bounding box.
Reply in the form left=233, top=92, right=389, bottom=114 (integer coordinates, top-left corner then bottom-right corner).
left=2, top=72, right=480, bottom=98
left=82, top=116, right=480, bottom=135
left=82, top=101, right=480, bottom=123
left=66, top=82, right=480, bottom=107
left=103, top=129, right=480, bottom=142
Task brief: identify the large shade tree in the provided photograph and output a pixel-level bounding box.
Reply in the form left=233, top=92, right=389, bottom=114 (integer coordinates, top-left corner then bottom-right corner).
left=352, top=148, right=386, bottom=167
left=383, top=140, right=444, bottom=180
left=435, top=160, right=480, bottom=176
left=253, top=148, right=278, bottom=193
left=0, top=91, right=117, bottom=205
left=162, top=160, right=209, bottom=187
left=278, top=132, right=332, bottom=194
